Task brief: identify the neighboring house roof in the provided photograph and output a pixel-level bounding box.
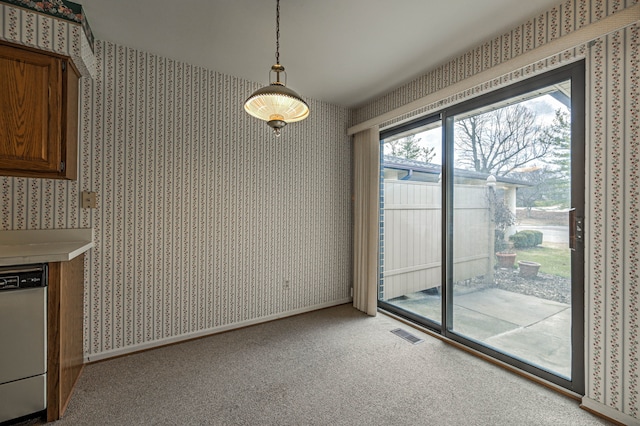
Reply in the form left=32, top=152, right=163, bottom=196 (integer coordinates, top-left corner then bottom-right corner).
left=382, top=155, right=531, bottom=187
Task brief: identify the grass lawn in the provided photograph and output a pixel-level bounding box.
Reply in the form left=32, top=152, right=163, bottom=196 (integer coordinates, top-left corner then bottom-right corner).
left=515, top=244, right=571, bottom=278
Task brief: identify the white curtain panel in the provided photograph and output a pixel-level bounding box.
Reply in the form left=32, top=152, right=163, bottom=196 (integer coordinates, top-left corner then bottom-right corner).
left=353, top=126, right=380, bottom=316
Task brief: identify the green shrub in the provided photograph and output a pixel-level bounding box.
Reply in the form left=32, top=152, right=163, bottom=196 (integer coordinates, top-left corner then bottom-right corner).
left=531, top=230, right=543, bottom=245
left=509, top=232, right=529, bottom=248
left=509, top=230, right=543, bottom=248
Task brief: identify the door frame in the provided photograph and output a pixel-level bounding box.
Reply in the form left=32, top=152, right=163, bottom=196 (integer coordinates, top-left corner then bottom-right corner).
left=379, top=60, right=586, bottom=394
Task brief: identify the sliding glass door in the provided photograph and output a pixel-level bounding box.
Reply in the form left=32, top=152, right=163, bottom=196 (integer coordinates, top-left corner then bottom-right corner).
left=379, top=115, right=443, bottom=326
left=379, top=61, right=585, bottom=393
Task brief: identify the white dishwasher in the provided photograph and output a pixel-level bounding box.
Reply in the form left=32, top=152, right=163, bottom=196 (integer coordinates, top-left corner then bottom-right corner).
left=0, top=264, right=47, bottom=423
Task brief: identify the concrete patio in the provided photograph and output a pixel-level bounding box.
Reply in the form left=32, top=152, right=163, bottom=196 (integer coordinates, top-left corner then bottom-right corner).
left=391, top=287, right=572, bottom=378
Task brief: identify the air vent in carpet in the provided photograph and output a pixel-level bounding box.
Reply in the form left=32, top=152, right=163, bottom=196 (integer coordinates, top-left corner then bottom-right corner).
left=391, top=328, right=424, bottom=345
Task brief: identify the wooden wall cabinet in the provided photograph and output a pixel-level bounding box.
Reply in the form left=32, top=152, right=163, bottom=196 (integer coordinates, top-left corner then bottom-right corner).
left=47, top=254, right=85, bottom=421
left=0, top=41, right=79, bottom=180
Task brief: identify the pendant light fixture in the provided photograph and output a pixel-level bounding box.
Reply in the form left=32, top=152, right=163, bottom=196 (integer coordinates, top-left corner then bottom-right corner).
left=244, top=0, right=309, bottom=137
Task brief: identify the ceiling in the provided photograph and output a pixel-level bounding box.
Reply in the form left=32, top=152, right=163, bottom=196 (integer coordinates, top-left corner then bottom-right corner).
left=78, top=0, right=563, bottom=108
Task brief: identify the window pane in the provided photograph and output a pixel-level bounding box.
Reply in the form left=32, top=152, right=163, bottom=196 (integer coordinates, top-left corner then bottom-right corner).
left=450, top=80, right=572, bottom=378
left=380, top=121, right=442, bottom=326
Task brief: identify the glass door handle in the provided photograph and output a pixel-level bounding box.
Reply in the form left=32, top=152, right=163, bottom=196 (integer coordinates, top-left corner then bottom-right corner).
left=569, top=208, right=584, bottom=251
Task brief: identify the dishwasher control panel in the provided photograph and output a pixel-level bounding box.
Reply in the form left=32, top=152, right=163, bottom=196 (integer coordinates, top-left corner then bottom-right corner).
left=0, top=264, right=47, bottom=290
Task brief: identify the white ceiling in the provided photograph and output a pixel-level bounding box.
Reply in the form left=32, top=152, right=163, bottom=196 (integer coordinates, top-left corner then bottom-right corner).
left=78, top=0, right=562, bottom=108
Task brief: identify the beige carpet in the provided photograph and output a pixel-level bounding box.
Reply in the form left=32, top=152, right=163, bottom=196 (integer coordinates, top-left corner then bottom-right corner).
left=49, top=304, right=610, bottom=425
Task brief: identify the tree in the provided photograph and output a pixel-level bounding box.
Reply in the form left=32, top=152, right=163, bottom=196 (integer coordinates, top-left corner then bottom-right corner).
left=515, top=165, right=561, bottom=216
left=513, top=109, right=572, bottom=211
left=386, top=134, right=436, bottom=163
left=486, top=187, right=516, bottom=252
left=543, top=109, right=571, bottom=207
left=455, top=104, right=554, bottom=176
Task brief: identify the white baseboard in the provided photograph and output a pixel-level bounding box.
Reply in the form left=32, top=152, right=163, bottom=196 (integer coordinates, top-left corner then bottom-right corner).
left=85, top=298, right=352, bottom=363
left=581, top=397, right=640, bottom=426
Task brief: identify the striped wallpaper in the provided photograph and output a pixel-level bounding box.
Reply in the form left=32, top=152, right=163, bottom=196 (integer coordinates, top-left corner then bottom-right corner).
left=83, top=40, right=353, bottom=357
left=353, top=0, right=639, bottom=422
left=2, top=38, right=353, bottom=359
left=586, top=23, right=639, bottom=419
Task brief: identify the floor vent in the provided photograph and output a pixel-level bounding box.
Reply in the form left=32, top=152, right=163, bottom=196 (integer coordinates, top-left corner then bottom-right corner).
left=391, top=328, right=424, bottom=345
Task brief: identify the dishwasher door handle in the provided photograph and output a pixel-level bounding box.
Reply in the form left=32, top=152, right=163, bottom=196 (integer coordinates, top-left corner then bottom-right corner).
left=0, top=266, right=45, bottom=275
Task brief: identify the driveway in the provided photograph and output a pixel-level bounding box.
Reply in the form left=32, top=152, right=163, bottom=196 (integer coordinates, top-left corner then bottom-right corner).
left=515, top=224, right=569, bottom=244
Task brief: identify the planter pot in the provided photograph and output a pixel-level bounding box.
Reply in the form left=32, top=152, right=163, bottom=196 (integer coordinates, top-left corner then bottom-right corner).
left=496, top=252, right=516, bottom=268
left=518, top=260, right=541, bottom=278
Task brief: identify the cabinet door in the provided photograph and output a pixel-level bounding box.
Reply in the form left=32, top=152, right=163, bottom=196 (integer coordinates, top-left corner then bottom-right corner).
left=0, top=43, right=63, bottom=174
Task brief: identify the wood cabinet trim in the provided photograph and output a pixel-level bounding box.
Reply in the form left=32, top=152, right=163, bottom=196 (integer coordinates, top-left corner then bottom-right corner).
left=46, top=261, right=62, bottom=422
left=47, top=254, right=84, bottom=422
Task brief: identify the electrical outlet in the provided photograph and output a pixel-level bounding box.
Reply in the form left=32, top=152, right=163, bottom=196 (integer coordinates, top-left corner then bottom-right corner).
left=81, top=191, right=97, bottom=209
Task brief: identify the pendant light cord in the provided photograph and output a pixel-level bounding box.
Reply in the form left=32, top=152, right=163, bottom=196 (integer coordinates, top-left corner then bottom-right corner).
left=275, top=0, right=280, bottom=65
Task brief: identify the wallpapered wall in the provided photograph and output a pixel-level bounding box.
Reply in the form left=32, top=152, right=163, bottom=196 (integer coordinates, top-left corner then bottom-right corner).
left=587, top=23, right=639, bottom=419
left=1, top=39, right=353, bottom=359
left=352, top=0, right=639, bottom=421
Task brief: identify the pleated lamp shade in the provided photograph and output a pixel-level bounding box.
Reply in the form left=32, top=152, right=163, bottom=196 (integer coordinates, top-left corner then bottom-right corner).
left=244, top=82, right=309, bottom=125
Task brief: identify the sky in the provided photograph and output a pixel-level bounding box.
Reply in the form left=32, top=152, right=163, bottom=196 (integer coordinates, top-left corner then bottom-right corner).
left=388, top=91, right=570, bottom=167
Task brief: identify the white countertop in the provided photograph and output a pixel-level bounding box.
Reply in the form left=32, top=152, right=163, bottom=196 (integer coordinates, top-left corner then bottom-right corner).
left=0, top=229, right=93, bottom=266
